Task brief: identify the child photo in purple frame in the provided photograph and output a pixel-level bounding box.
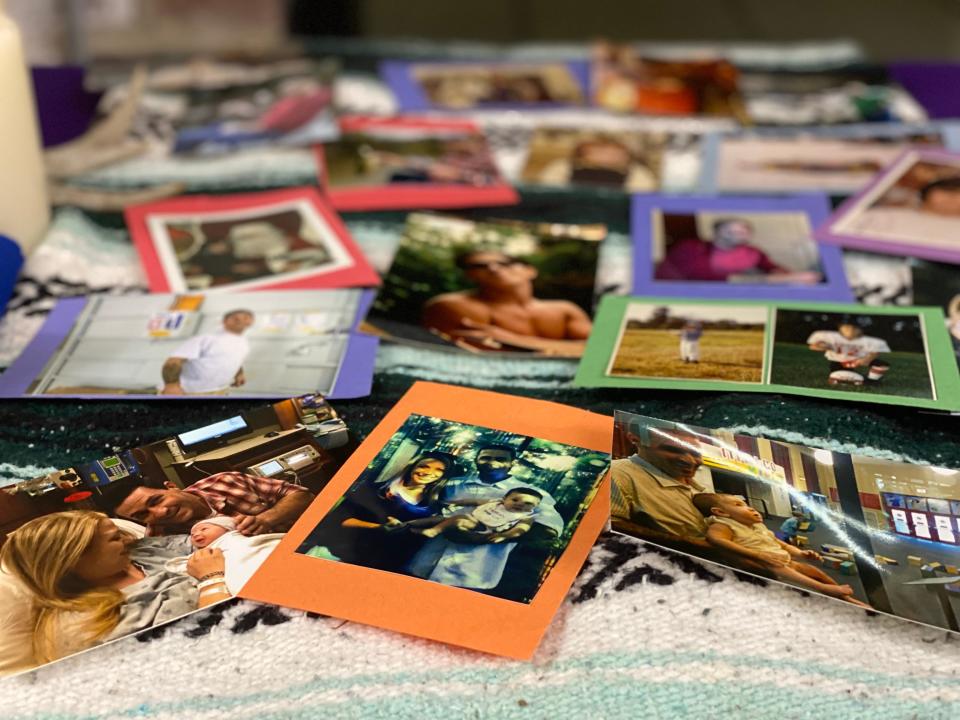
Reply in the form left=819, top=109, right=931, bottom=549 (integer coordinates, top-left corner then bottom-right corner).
left=381, top=59, right=590, bottom=112
left=817, top=147, right=960, bottom=264
left=632, top=193, right=853, bottom=302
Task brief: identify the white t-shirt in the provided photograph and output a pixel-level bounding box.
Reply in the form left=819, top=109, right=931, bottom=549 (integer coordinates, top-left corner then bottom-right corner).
left=171, top=332, right=250, bottom=393
left=806, top=330, right=890, bottom=363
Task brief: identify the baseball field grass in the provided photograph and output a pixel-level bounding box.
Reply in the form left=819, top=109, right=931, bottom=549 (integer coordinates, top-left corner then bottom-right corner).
left=608, top=328, right=765, bottom=382
left=769, top=343, right=934, bottom=399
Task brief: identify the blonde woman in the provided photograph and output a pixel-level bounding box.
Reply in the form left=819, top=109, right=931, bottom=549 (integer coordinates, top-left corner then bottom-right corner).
left=1, top=510, right=228, bottom=668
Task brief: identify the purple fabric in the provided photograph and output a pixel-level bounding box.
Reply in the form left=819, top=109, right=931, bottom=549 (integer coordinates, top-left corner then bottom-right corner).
left=889, top=63, right=960, bottom=120
left=31, top=66, right=100, bottom=147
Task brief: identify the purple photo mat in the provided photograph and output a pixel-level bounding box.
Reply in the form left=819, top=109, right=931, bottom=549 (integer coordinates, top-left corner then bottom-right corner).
left=889, top=63, right=960, bottom=120
left=632, top=193, right=853, bottom=302
left=0, top=296, right=88, bottom=396
left=329, top=332, right=378, bottom=399
left=381, top=59, right=590, bottom=112
left=354, top=288, right=377, bottom=331
left=0, top=294, right=378, bottom=400
left=816, top=147, right=960, bottom=263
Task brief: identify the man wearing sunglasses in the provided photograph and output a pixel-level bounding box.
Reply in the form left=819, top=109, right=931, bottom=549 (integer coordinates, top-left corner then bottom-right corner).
left=421, top=249, right=592, bottom=356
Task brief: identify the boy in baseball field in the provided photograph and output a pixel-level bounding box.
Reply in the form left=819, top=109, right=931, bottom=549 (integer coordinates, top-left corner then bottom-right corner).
left=677, top=320, right=703, bottom=363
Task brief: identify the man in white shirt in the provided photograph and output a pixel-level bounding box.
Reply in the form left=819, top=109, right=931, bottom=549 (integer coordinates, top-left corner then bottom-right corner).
left=159, top=309, right=254, bottom=395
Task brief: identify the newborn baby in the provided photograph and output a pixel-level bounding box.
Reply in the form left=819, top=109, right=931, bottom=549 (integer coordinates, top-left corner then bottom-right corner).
left=166, top=516, right=283, bottom=594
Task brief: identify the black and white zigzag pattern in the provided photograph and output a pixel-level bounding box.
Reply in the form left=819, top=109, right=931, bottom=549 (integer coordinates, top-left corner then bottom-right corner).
left=136, top=533, right=781, bottom=646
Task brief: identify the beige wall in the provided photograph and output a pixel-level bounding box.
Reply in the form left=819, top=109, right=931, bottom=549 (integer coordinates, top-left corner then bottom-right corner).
left=11, top=1, right=960, bottom=65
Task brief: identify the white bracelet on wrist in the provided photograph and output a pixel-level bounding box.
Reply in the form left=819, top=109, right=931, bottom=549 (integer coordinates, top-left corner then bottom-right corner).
left=197, top=578, right=227, bottom=591
left=199, top=587, right=230, bottom=599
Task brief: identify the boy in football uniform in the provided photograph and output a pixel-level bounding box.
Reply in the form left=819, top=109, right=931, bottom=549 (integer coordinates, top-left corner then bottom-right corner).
left=806, top=321, right=890, bottom=386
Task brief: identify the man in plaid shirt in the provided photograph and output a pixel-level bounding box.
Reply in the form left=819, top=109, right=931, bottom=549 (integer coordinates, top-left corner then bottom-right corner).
left=116, top=471, right=314, bottom=536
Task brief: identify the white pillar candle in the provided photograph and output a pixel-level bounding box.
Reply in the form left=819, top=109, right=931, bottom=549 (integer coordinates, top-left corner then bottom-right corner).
left=0, top=0, right=50, bottom=255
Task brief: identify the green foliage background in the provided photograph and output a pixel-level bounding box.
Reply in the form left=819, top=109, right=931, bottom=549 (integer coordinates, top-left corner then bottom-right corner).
left=370, top=214, right=601, bottom=325
left=769, top=344, right=933, bottom=399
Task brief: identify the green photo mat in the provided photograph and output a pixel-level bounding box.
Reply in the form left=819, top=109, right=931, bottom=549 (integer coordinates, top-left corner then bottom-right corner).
left=575, top=295, right=960, bottom=410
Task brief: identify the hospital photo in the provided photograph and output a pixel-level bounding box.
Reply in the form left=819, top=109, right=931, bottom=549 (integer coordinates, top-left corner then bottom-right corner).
left=24, top=290, right=363, bottom=397
left=410, top=62, right=585, bottom=109
left=0, top=394, right=352, bottom=676
left=606, top=301, right=768, bottom=382
left=768, top=308, right=934, bottom=399
left=145, top=198, right=353, bottom=292
left=296, top=412, right=609, bottom=604
left=365, top=212, right=603, bottom=357
left=651, top=209, right=825, bottom=285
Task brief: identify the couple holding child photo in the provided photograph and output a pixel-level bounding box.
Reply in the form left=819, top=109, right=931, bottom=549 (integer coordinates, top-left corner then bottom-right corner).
left=0, top=471, right=312, bottom=672
left=298, top=436, right=570, bottom=603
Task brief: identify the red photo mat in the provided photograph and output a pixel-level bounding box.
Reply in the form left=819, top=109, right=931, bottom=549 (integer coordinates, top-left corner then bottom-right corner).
left=126, top=186, right=381, bottom=293
left=317, top=116, right=520, bottom=211
left=239, top=381, right=612, bottom=660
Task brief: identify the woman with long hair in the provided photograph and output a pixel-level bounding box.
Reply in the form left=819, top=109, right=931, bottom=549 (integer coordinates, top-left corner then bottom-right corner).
left=1, top=510, right=227, bottom=667
left=299, top=451, right=460, bottom=571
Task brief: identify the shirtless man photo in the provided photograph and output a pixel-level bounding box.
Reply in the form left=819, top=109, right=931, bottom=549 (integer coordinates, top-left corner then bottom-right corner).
left=421, top=249, right=593, bottom=356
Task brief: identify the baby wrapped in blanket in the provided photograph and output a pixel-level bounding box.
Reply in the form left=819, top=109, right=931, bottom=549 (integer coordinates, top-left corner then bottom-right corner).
left=165, top=516, right=283, bottom=594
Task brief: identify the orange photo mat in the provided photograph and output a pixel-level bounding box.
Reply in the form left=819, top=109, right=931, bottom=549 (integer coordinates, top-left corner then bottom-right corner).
left=239, top=381, right=612, bottom=659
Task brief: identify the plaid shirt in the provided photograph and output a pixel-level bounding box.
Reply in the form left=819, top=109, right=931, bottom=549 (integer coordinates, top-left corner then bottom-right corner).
left=148, top=472, right=305, bottom=536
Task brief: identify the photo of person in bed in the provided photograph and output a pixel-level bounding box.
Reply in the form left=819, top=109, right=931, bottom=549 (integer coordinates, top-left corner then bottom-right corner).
left=0, top=510, right=229, bottom=671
